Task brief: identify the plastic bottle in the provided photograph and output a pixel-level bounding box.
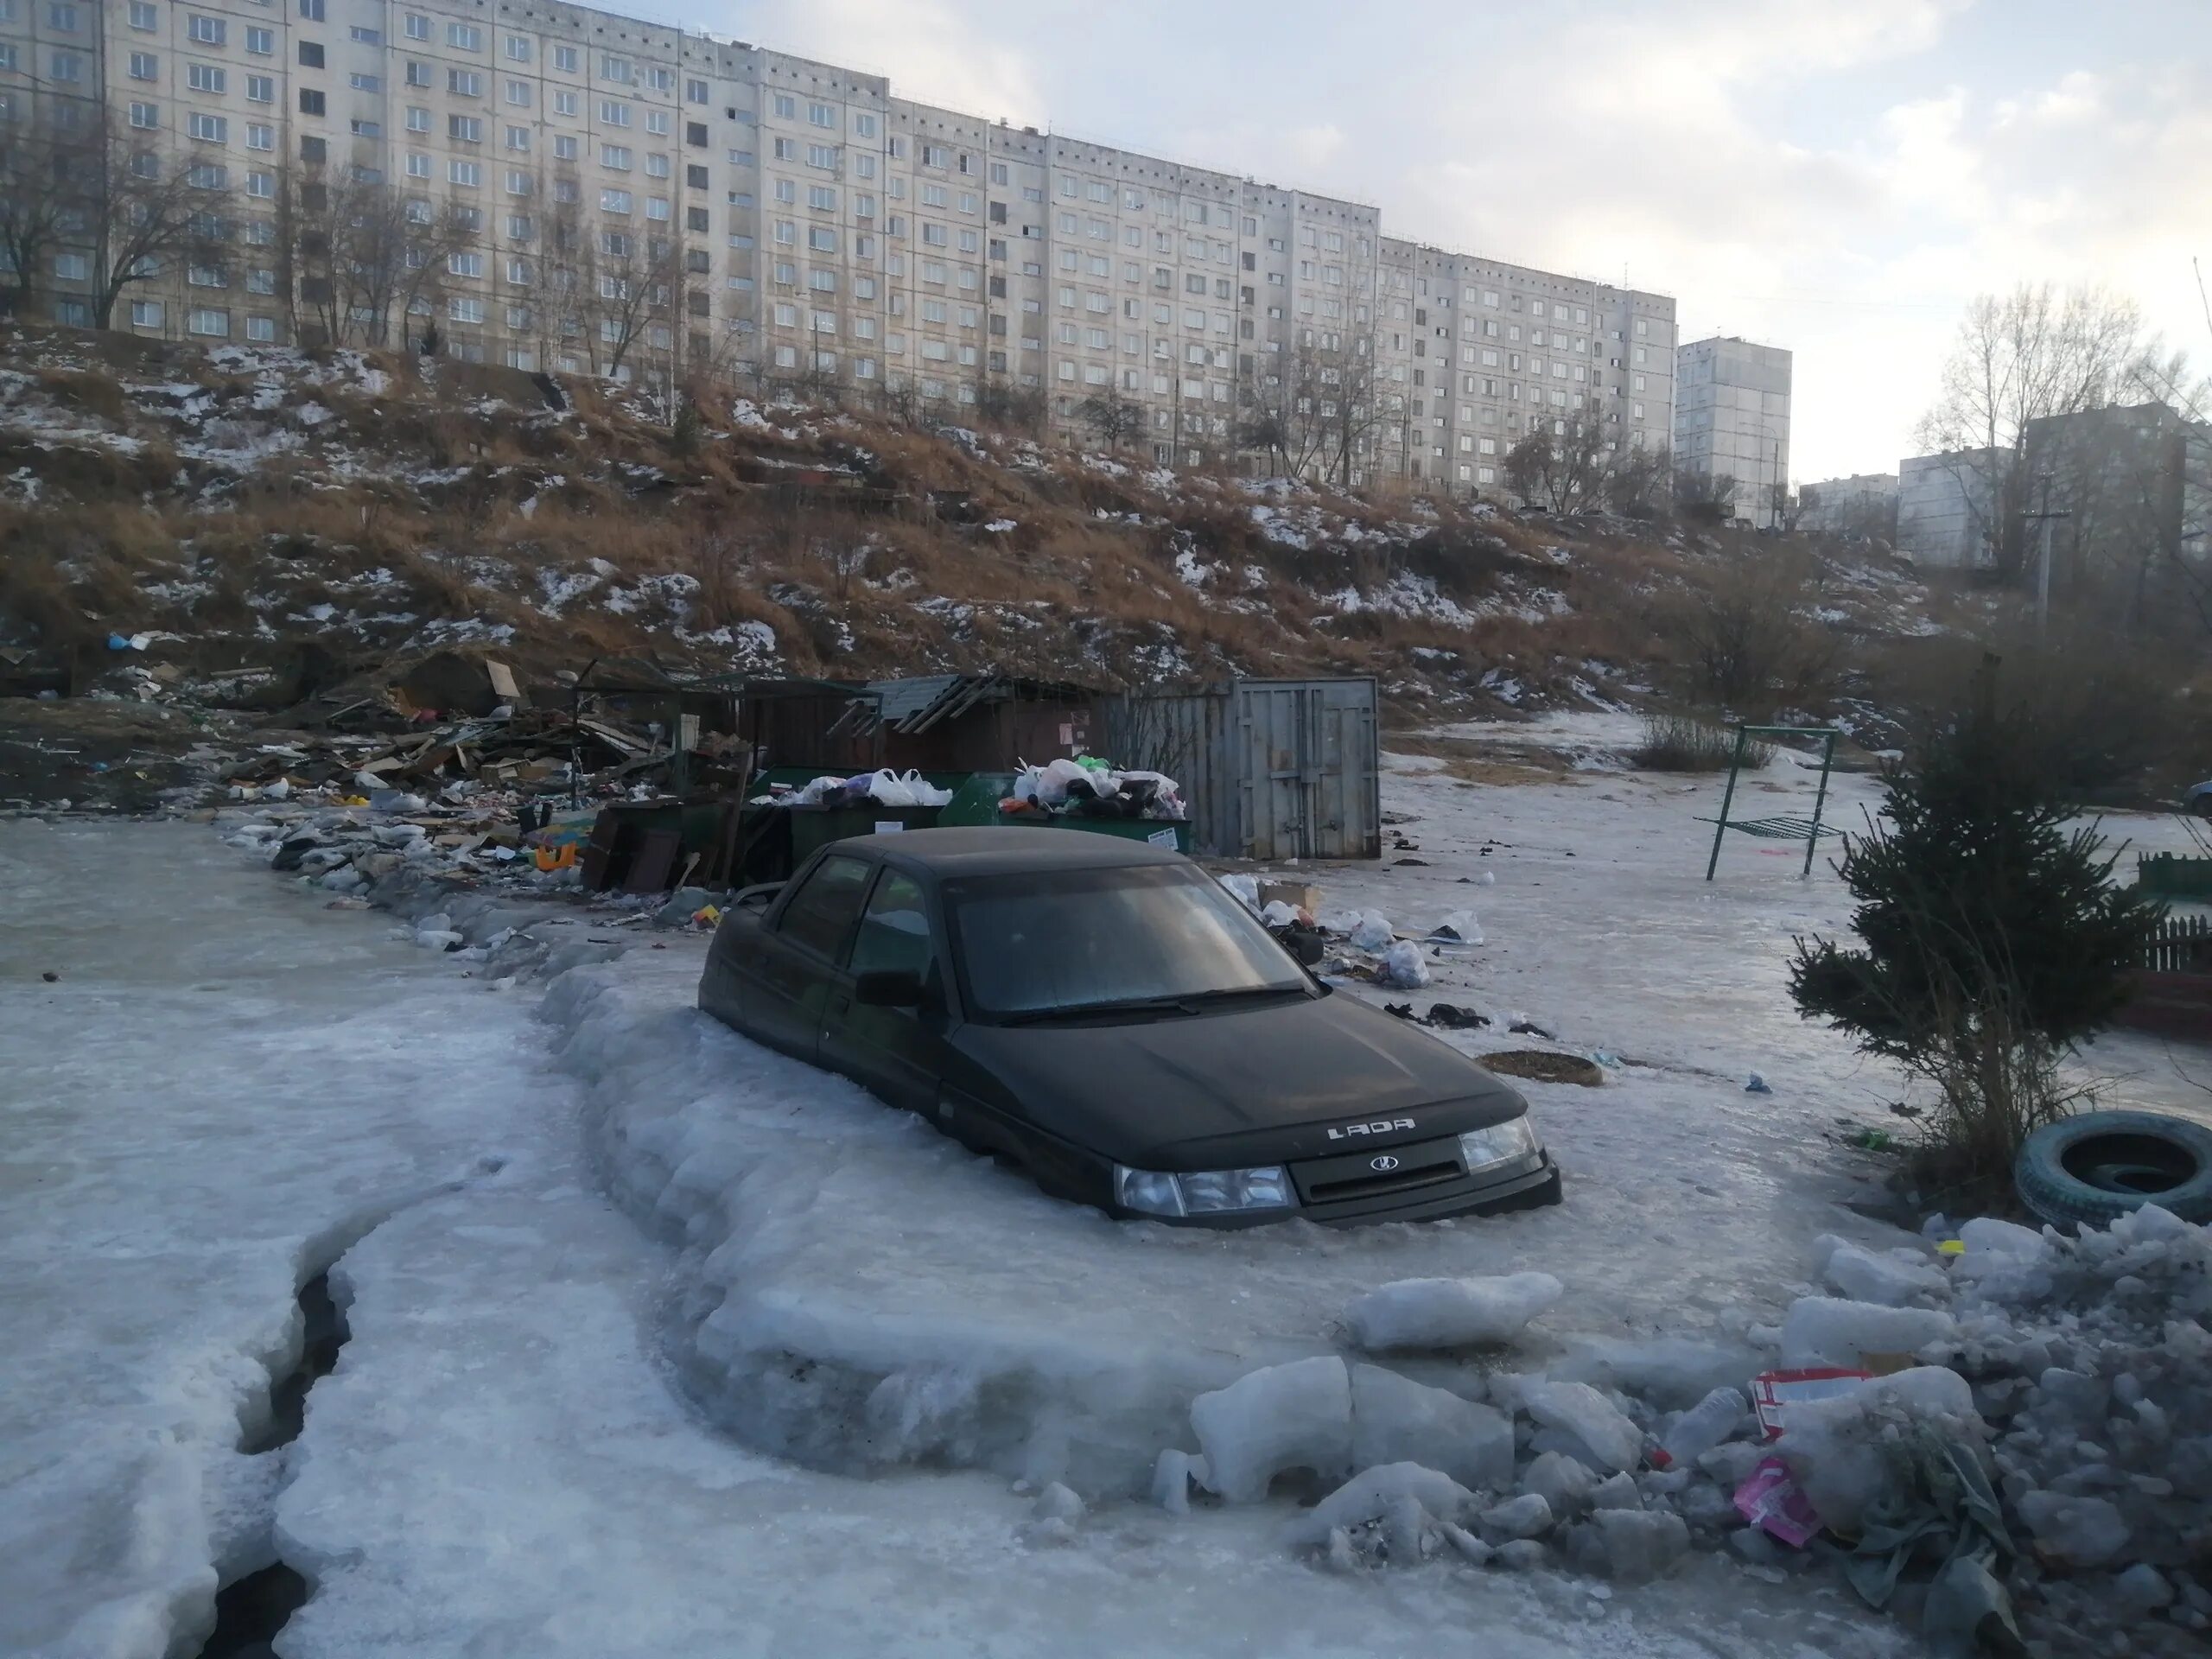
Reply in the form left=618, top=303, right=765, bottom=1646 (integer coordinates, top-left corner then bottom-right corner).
left=1660, top=1386, right=1750, bottom=1467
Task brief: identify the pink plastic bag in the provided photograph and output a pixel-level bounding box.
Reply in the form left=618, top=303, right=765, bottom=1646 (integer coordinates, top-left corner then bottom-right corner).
left=1734, top=1456, right=1823, bottom=1548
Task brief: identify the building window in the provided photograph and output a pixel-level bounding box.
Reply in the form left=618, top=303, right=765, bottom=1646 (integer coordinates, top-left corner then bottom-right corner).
left=188, top=308, right=229, bottom=337
left=505, top=34, right=530, bottom=61
left=448, top=115, right=482, bottom=143
left=449, top=69, right=483, bottom=97
left=129, top=102, right=160, bottom=130
left=131, top=299, right=164, bottom=328
left=553, top=45, right=576, bottom=72
left=298, top=90, right=324, bottom=116
left=809, top=102, right=835, bottom=128
left=187, top=13, right=224, bottom=45
left=298, top=41, right=323, bottom=68
left=129, top=52, right=157, bottom=80
left=448, top=22, right=481, bottom=49
left=350, top=73, right=381, bottom=92
left=187, top=63, right=226, bottom=93
left=601, top=145, right=631, bottom=170
left=448, top=160, right=480, bottom=186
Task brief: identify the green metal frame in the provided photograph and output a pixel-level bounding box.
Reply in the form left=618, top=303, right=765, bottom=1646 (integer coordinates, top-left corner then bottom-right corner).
left=1700, top=724, right=1843, bottom=880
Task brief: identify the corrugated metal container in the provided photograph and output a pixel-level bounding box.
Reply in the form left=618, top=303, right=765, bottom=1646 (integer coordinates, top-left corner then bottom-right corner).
left=1105, top=678, right=1379, bottom=861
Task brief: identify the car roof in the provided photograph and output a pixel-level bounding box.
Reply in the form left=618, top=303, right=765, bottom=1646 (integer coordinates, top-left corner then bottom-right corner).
left=827, top=824, right=1187, bottom=877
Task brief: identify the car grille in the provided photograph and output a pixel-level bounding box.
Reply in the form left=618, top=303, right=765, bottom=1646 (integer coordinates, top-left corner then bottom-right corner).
left=1293, top=1135, right=1465, bottom=1205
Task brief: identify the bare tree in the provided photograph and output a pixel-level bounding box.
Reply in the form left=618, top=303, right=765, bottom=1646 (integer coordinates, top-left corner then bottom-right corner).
left=1916, top=283, right=2194, bottom=581
left=1606, top=440, right=1673, bottom=518
left=88, top=115, right=236, bottom=329
left=571, top=222, right=678, bottom=380
left=1240, top=331, right=1381, bottom=483
left=1501, top=413, right=1613, bottom=512
left=0, top=118, right=82, bottom=319
left=1674, top=466, right=1740, bottom=524
left=1074, top=390, right=1147, bottom=453
left=283, top=166, right=472, bottom=349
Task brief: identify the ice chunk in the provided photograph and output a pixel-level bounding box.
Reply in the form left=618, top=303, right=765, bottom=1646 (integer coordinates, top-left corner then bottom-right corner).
left=1588, top=1509, right=1690, bottom=1581
left=1151, top=1449, right=1202, bottom=1516
left=1032, top=1482, right=1084, bottom=1524
left=1349, top=1364, right=1515, bottom=1493
left=1440, top=1522, right=1493, bottom=1565
left=1522, top=1381, right=1643, bottom=1473
left=1343, top=1273, right=1563, bottom=1351
left=1821, top=1243, right=1946, bottom=1307
left=2016, top=1491, right=2130, bottom=1568
left=2113, top=1564, right=2175, bottom=1613
left=1522, top=1451, right=1596, bottom=1517
left=1959, top=1217, right=2046, bottom=1259
left=1778, top=1296, right=1956, bottom=1368
left=1478, top=1491, right=1554, bottom=1541
left=1659, top=1387, right=1750, bottom=1466
left=1190, top=1356, right=1352, bottom=1503
left=1282, top=1462, right=1474, bottom=1548
left=1590, top=1471, right=1643, bottom=1511
left=1377, top=940, right=1430, bottom=989
left=1493, top=1538, right=1548, bottom=1570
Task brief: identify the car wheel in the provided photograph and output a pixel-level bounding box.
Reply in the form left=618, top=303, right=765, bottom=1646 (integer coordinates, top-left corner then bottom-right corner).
left=2193, top=795, right=2212, bottom=819
left=2015, top=1110, right=2212, bottom=1227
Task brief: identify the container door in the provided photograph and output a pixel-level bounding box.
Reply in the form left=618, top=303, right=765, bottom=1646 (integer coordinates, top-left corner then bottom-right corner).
left=1309, top=681, right=1380, bottom=859
left=1238, top=683, right=1310, bottom=861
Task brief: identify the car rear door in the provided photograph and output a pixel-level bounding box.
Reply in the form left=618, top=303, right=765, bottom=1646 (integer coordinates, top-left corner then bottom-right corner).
left=817, top=866, right=949, bottom=1114
left=743, top=852, right=873, bottom=1061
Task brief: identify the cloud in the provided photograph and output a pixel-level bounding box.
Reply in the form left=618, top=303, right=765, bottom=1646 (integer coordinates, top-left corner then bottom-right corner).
left=727, top=0, right=1045, bottom=123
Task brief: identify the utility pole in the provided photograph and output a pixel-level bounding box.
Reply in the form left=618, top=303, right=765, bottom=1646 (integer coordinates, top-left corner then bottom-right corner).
left=2022, top=471, right=2072, bottom=641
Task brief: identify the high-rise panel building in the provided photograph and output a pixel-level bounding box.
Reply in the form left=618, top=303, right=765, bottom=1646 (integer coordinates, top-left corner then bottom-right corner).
left=1673, top=335, right=1791, bottom=527
left=0, top=0, right=1676, bottom=489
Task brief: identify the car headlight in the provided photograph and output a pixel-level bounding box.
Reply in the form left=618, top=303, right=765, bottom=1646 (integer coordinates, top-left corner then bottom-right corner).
left=1115, top=1165, right=1295, bottom=1217
left=1458, top=1116, right=1541, bottom=1173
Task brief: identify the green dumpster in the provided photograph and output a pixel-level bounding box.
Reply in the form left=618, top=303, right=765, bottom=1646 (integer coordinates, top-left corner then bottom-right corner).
left=785, top=802, right=944, bottom=863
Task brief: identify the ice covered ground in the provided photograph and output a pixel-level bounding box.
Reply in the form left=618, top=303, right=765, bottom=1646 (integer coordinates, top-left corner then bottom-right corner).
left=10, top=746, right=2205, bottom=1657
left=3, top=815, right=1917, bottom=1659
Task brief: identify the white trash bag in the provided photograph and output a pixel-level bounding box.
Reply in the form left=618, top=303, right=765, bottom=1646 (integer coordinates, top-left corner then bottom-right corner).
left=864, top=768, right=918, bottom=807
left=1348, top=911, right=1395, bottom=951
left=1378, top=940, right=1430, bottom=989
left=1217, top=873, right=1262, bottom=911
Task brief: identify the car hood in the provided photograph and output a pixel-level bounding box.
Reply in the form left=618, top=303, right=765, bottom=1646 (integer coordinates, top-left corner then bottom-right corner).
left=951, top=989, right=1528, bottom=1168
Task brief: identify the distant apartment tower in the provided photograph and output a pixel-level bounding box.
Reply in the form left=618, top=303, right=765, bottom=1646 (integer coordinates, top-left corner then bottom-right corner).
left=1897, top=450, right=1999, bottom=568
left=0, top=0, right=1676, bottom=493
left=1673, top=336, right=1791, bottom=528
left=2024, top=402, right=2209, bottom=574
left=1798, top=471, right=1897, bottom=537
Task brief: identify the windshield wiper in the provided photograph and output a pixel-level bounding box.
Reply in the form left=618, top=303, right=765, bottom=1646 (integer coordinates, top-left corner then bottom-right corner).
left=997, top=994, right=1205, bottom=1025
left=995, top=986, right=1304, bottom=1025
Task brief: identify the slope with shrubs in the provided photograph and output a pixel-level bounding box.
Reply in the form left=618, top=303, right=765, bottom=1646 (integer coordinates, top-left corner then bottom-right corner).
left=0, top=321, right=1974, bottom=743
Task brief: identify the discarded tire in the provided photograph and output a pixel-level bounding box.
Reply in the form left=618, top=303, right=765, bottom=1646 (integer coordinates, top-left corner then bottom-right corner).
left=2014, top=1110, right=2212, bottom=1227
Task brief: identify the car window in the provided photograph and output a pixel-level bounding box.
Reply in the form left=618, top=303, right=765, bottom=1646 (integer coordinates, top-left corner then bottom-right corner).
left=946, top=864, right=1306, bottom=1016
left=775, top=855, right=871, bottom=960
left=848, top=870, right=934, bottom=980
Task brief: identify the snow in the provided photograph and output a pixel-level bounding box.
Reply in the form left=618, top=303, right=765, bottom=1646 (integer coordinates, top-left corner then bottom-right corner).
left=41, top=741, right=2212, bottom=1654
left=1283, top=1462, right=1474, bottom=1549
left=1344, top=1273, right=1565, bottom=1351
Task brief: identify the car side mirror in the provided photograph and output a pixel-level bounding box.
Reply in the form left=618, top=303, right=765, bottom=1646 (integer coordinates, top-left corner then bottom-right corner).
left=855, top=969, right=926, bottom=1007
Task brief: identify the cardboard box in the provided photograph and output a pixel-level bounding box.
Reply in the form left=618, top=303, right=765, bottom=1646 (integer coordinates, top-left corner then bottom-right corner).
left=1257, top=880, right=1323, bottom=913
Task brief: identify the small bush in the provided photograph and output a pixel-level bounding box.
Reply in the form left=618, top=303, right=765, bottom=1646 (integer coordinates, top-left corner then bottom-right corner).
left=1630, top=715, right=1770, bottom=772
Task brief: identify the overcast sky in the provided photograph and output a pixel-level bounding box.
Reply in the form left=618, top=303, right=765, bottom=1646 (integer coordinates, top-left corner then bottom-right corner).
left=668, top=0, right=2210, bottom=483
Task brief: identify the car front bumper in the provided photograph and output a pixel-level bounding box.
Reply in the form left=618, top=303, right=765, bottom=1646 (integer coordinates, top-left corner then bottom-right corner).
left=1120, top=1144, right=1562, bottom=1230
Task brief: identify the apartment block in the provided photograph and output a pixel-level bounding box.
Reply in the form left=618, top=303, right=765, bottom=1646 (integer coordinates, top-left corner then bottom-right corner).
left=1673, top=336, right=1791, bottom=528
left=1897, top=450, right=1999, bottom=569
left=1798, top=471, right=1897, bottom=537
left=0, top=0, right=1676, bottom=491
left=2023, top=401, right=2212, bottom=575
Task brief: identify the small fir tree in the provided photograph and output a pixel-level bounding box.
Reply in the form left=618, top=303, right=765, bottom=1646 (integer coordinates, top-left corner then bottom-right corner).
left=1789, top=700, right=2164, bottom=1192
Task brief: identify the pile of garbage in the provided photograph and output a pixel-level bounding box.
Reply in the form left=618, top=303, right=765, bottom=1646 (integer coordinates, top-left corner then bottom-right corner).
left=1217, top=878, right=1484, bottom=992
left=1005, top=756, right=1185, bottom=823
left=752, top=769, right=955, bottom=810
left=1147, top=1206, right=2209, bottom=1656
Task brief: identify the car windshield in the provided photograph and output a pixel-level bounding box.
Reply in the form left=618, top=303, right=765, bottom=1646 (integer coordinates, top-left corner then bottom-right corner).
left=944, top=863, right=1309, bottom=1020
